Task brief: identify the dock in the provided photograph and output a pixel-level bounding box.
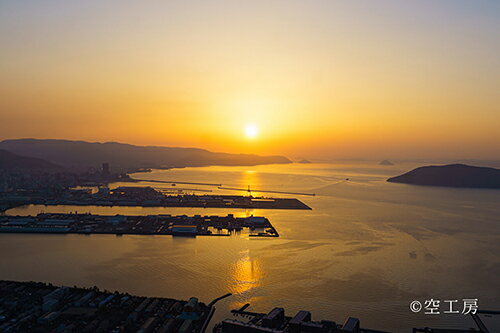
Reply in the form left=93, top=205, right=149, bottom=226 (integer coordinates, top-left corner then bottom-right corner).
left=217, top=304, right=390, bottom=333
left=0, top=213, right=280, bottom=237
left=0, top=186, right=312, bottom=211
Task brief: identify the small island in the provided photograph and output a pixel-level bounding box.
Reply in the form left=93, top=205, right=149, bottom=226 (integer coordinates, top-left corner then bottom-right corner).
left=379, top=159, right=394, bottom=166
left=387, top=164, right=500, bottom=189
left=297, top=159, right=312, bottom=164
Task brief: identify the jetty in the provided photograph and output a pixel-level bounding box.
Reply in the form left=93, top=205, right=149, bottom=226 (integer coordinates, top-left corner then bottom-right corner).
left=0, top=213, right=279, bottom=237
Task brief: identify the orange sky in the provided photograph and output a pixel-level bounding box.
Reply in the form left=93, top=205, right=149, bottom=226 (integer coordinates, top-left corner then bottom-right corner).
left=1, top=1, right=499, bottom=160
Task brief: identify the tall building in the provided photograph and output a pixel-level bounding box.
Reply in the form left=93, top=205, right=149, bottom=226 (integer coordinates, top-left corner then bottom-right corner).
left=101, top=163, right=110, bottom=178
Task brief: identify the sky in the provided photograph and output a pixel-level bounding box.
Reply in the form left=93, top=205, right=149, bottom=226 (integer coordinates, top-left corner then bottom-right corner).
left=1, top=0, right=499, bottom=160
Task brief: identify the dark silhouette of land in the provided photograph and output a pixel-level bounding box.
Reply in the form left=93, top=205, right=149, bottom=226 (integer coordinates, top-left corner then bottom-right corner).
left=379, top=159, right=394, bottom=166
left=0, top=213, right=280, bottom=237
left=0, top=139, right=291, bottom=170
left=0, top=280, right=212, bottom=333
left=387, top=164, right=500, bottom=189
left=0, top=149, right=60, bottom=170
left=298, top=159, right=312, bottom=164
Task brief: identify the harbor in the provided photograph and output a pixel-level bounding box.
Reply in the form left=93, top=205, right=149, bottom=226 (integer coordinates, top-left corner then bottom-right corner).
left=0, top=212, right=279, bottom=237
left=0, top=186, right=312, bottom=212
left=216, top=304, right=499, bottom=333
left=216, top=304, right=390, bottom=333
left=1, top=280, right=497, bottom=333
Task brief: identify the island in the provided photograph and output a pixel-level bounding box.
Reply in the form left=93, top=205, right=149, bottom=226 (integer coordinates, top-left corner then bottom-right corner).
left=387, top=164, right=500, bottom=189
left=379, top=159, right=394, bottom=166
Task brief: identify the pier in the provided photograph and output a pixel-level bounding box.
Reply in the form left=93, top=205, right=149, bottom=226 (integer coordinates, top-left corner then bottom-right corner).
left=1, top=186, right=312, bottom=211
left=0, top=213, right=279, bottom=237
left=216, top=304, right=390, bottom=333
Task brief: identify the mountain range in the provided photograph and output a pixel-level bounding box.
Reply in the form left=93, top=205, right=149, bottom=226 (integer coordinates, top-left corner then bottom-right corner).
left=0, top=139, right=291, bottom=171
left=0, top=149, right=60, bottom=170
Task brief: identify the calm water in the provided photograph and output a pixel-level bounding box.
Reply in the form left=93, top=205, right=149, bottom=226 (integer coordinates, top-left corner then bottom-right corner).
left=2, top=162, right=500, bottom=332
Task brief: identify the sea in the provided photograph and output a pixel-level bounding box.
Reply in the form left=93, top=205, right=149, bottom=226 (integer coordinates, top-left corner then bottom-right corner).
left=1, top=162, right=499, bottom=332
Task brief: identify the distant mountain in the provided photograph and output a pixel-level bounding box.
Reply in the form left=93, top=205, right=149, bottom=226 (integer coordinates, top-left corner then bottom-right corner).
left=0, top=149, right=59, bottom=170
left=379, top=160, right=394, bottom=166
left=387, top=164, right=500, bottom=189
left=0, top=139, right=291, bottom=171
left=298, top=159, right=312, bottom=164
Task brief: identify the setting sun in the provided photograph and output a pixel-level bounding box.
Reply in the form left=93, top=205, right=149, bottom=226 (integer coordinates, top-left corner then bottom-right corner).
left=244, top=124, right=259, bottom=139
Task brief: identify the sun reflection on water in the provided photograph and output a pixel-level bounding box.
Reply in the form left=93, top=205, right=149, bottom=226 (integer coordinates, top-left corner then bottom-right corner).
left=229, top=251, right=262, bottom=295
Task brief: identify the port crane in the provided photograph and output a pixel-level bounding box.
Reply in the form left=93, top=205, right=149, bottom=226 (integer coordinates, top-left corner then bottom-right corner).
left=218, top=185, right=315, bottom=197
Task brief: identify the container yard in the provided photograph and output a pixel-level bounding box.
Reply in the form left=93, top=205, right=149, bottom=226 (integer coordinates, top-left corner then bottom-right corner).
left=0, top=213, right=279, bottom=237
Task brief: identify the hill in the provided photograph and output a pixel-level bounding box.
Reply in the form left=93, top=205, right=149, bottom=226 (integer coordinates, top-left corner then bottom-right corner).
left=379, top=160, right=394, bottom=166
left=0, top=139, right=291, bottom=171
left=0, top=149, right=59, bottom=170
left=387, top=164, right=500, bottom=189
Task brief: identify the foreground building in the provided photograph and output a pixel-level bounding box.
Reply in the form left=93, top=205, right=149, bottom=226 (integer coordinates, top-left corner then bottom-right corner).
left=0, top=281, right=212, bottom=333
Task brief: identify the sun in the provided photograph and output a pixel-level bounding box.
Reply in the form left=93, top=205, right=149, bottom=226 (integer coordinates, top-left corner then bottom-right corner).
left=244, top=124, right=259, bottom=139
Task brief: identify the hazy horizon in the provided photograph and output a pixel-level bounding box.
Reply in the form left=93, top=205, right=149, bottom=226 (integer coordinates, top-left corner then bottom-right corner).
left=1, top=1, right=499, bottom=160
left=3, top=137, right=500, bottom=168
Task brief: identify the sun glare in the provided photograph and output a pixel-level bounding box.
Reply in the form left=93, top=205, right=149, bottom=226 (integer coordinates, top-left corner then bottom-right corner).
left=245, top=124, right=259, bottom=139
